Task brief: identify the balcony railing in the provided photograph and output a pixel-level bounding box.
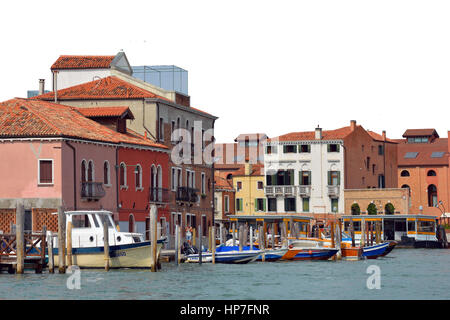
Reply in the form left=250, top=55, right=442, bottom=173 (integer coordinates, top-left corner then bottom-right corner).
left=149, top=187, right=170, bottom=204
left=176, top=187, right=199, bottom=202
left=81, top=182, right=106, bottom=200
left=298, top=185, right=311, bottom=198
left=264, top=185, right=296, bottom=197
left=327, top=185, right=340, bottom=198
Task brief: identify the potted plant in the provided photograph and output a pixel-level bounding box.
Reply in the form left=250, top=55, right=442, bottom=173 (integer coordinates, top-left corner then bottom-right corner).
left=367, top=203, right=377, bottom=215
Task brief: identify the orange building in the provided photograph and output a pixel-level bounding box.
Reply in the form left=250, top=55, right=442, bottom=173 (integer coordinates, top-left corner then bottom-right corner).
left=396, top=129, right=449, bottom=217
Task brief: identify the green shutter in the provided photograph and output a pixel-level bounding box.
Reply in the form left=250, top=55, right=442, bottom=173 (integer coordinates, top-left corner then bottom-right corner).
left=308, top=145, right=311, bottom=153
left=327, top=171, right=331, bottom=185
left=255, top=199, right=258, bottom=211
left=294, top=145, right=298, bottom=153
left=337, top=144, right=340, bottom=152
left=299, top=171, right=302, bottom=185
left=337, top=171, right=341, bottom=185
left=263, top=198, right=266, bottom=212
left=303, top=198, right=309, bottom=212
left=283, top=145, right=287, bottom=153
left=308, top=171, right=311, bottom=185
left=327, top=144, right=331, bottom=152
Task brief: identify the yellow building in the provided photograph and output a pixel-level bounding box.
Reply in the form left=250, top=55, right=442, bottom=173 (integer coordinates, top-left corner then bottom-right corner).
left=232, top=163, right=266, bottom=215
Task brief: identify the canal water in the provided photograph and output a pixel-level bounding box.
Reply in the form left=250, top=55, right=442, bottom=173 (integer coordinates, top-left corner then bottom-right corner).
left=0, top=249, right=449, bottom=300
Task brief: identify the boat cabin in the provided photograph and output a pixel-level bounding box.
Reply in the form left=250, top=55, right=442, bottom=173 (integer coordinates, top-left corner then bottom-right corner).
left=341, top=214, right=438, bottom=243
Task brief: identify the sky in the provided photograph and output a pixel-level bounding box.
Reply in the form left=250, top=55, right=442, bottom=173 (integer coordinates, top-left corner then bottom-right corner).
left=1, top=0, right=450, bottom=143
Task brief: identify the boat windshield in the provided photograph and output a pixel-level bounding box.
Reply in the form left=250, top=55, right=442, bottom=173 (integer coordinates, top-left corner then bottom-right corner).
left=72, top=215, right=91, bottom=228
left=95, top=214, right=115, bottom=229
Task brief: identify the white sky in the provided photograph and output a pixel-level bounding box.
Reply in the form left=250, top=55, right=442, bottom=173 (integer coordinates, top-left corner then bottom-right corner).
left=1, top=1, right=450, bottom=143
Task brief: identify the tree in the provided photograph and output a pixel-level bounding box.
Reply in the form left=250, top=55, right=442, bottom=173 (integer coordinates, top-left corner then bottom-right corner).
left=367, top=203, right=377, bottom=215
left=385, top=203, right=395, bottom=215
left=351, top=203, right=361, bottom=215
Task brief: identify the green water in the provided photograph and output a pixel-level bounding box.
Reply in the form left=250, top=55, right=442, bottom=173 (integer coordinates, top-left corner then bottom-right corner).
left=0, top=249, right=449, bottom=300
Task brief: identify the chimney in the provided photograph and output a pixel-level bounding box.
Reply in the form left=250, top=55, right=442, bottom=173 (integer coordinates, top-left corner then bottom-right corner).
left=382, top=130, right=386, bottom=141
left=315, top=125, right=322, bottom=140
left=39, top=79, right=45, bottom=95
left=350, top=120, right=356, bottom=131
left=244, top=161, right=252, bottom=176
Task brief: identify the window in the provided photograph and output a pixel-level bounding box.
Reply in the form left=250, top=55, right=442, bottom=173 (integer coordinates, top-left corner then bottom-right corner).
left=159, top=117, right=164, bottom=141
left=201, top=172, right=206, bottom=194
left=299, top=145, right=311, bottom=153
left=427, top=184, right=438, bottom=207
left=427, top=170, right=436, bottom=176
left=72, top=215, right=91, bottom=228
left=328, top=144, right=340, bottom=152
left=378, top=175, right=385, bottom=188
left=135, top=164, right=142, bottom=189
left=87, top=160, right=94, bottom=182
left=284, top=198, right=296, bottom=212
left=38, top=159, right=53, bottom=184
left=267, top=170, right=294, bottom=186
left=366, top=157, right=370, bottom=170
left=171, top=168, right=176, bottom=191
left=236, top=181, right=242, bottom=191
left=378, top=145, right=384, bottom=155
left=328, top=171, right=340, bottom=186
left=407, top=221, right=416, bottom=232
left=103, top=161, right=110, bottom=185
left=299, top=171, right=311, bottom=185
left=407, top=137, right=429, bottom=143
left=120, top=163, right=127, bottom=187
left=268, top=198, right=277, bottom=212
left=331, top=198, right=339, bottom=213
left=302, top=198, right=310, bottom=212
left=224, top=195, right=229, bottom=213
left=404, top=152, right=419, bottom=159
left=431, top=152, right=445, bottom=158
left=236, top=198, right=243, bottom=212
left=266, top=145, right=278, bottom=154
left=372, top=164, right=376, bottom=175
left=400, top=170, right=410, bottom=177
left=257, top=181, right=263, bottom=189
left=283, top=145, right=297, bottom=153
left=81, top=160, right=87, bottom=182
left=418, top=220, right=435, bottom=233
left=255, top=198, right=265, bottom=212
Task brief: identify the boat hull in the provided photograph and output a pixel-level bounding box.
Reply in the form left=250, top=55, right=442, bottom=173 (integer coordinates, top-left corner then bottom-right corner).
left=380, top=241, right=397, bottom=256
left=52, top=240, right=164, bottom=269
left=186, top=250, right=261, bottom=264
left=256, top=248, right=288, bottom=262
left=283, top=248, right=338, bottom=261
left=341, top=247, right=362, bottom=261
left=362, top=242, right=389, bottom=259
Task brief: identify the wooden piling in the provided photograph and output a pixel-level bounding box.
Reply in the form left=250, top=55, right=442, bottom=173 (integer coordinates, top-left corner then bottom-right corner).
left=103, top=220, right=110, bottom=271
left=39, top=225, right=47, bottom=273
left=175, top=224, right=179, bottom=266
left=177, top=224, right=181, bottom=265
left=192, top=227, right=196, bottom=247
left=15, top=203, right=25, bottom=274
left=48, top=231, right=54, bottom=273
left=350, top=218, right=355, bottom=247
left=150, top=205, right=157, bottom=272
left=219, top=223, right=224, bottom=245
left=239, top=224, right=244, bottom=251
left=198, top=225, right=202, bottom=265
left=211, top=226, right=216, bottom=264
left=57, top=207, right=66, bottom=274
left=67, top=221, right=73, bottom=267
left=249, top=226, right=253, bottom=250
left=360, top=219, right=365, bottom=247
left=232, top=222, right=236, bottom=246
left=259, top=225, right=265, bottom=262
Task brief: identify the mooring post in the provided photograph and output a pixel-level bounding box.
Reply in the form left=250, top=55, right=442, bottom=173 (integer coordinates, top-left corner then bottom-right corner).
left=15, top=202, right=25, bottom=274
left=249, top=226, right=253, bottom=251
left=232, top=222, right=236, bottom=246
left=48, top=231, right=54, bottom=273
left=175, top=224, right=179, bottom=265
left=150, top=205, right=157, bottom=272
left=259, top=225, right=265, bottom=262
left=39, top=225, right=47, bottom=273
left=192, top=227, right=196, bottom=247
left=198, top=225, right=202, bottom=265
left=57, top=207, right=66, bottom=274
left=350, top=218, right=355, bottom=247
left=177, top=224, right=181, bottom=265
left=67, top=221, right=73, bottom=267
left=211, top=226, right=216, bottom=264
left=103, top=219, right=110, bottom=271
left=330, top=221, right=336, bottom=261
left=238, top=224, right=244, bottom=251
left=360, top=219, right=365, bottom=247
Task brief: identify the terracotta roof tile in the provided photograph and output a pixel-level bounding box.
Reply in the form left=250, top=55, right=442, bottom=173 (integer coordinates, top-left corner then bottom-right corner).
left=367, top=130, right=396, bottom=143
left=269, top=126, right=354, bottom=142
left=51, top=55, right=115, bottom=70
left=214, top=174, right=234, bottom=191
left=0, top=98, right=167, bottom=150
left=396, top=138, right=448, bottom=166
left=76, top=106, right=134, bottom=119
left=33, top=76, right=170, bottom=101
left=402, top=129, right=439, bottom=138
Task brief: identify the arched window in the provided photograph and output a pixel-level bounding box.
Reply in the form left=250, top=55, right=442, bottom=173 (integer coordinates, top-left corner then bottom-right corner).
left=226, top=173, right=233, bottom=180
left=87, top=160, right=94, bottom=182
left=400, top=170, right=410, bottom=177
left=128, top=214, right=135, bottom=233
left=135, top=164, right=142, bottom=189
left=401, top=184, right=410, bottom=194
left=157, top=165, right=163, bottom=201
left=120, top=163, right=127, bottom=187
left=103, top=161, right=110, bottom=185
left=427, top=170, right=436, bottom=176
left=81, top=160, right=87, bottom=182
left=428, top=184, right=438, bottom=207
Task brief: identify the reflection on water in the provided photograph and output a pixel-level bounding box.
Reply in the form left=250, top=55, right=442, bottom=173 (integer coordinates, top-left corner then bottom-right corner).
left=0, top=249, right=449, bottom=300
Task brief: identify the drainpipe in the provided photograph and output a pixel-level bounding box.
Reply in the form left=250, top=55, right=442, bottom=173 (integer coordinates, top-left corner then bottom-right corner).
left=65, top=141, right=77, bottom=210
left=211, top=119, right=216, bottom=228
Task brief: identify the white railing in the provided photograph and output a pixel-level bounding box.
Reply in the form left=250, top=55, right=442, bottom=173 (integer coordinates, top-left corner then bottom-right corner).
left=298, top=185, right=311, bottom=197
left=264, top=185, right=296, bottom=196
left=327, top=185, right=340, bottom=197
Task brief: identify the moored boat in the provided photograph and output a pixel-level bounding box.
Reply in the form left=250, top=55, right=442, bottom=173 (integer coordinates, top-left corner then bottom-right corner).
left=361, top=242, right=389, bottom=259
left=256, top=247, right=288, bottom=262
left=282, top=247, right=339, bottom=261
left=50, top=210, right=165, bottom=269
left=185, top=246, right=261, bottom=264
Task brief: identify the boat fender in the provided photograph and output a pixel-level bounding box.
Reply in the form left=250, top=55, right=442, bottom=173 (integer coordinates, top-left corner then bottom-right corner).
left=117, top=236, right=121, bottom=242
left=288, top=244, right=293, bottom=249
left=89, top=236, right=94, bottom=242
left=308, top=250, right=312, bottom=255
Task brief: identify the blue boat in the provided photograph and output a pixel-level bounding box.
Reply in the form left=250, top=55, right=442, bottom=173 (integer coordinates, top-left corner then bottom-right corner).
left=213, top=245, right=287, bottom=262
left=185, top=245, right=261, bottom=264
left=362, top=242, right=389, bottom=259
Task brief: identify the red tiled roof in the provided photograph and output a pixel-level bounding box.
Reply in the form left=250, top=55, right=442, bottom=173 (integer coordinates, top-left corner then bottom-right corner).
left=367, top=130, right=396, bottom=143
left=402, top=129, right=439, bottom=138
left=33, top=76, right=170, bottom=101
left=232, top=164, right=264, bottom=176
left=396, top=137, right=448, bottom=166
left=51, top=55, right=115, bottom=70
left=76, top=106, right=134, bottom=119
left=0, top=98, right=167, bottom=150
left=234, top=133, right=268, bottom=142
left=269, top=126, right=354, bottom=142
left=214, top=174, right=234, bottom=191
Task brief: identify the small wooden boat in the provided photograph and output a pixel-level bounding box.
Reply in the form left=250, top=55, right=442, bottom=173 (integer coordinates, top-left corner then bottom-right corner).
left=362, top=242, right=389, bottom=259
left=50, top=210, right=165, bottom=269
left=282, top=247, right=339, bottom=261
left=340, top=242, right=362, bottom=261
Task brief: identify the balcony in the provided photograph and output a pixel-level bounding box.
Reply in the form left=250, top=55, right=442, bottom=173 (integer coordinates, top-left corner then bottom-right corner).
left=264, top=185, right=296, bottom=197
left=176, top=187, right=199, bottom=202
left=149, top=188, right=170, bottom=204
left=81, top=182, right=106, bottom=201
left=298, top=185, right=311, bottom=198
left=327, top=185, right=340, bottom=198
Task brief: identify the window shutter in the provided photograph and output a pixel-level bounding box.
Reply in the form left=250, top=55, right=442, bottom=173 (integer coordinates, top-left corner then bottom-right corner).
left=308, top=144, right=311, bottom=153
left=294, top=145, right=298, bottom=153
left=308, top=171, right=311, bottom=185
left=39, top=160, right=52, bottom=183
left=337, top=144, right=340, bottom=152
left=327, top=171, right=331, bottom=186
left=283, top=145, right=287, bottom=153
left=255, top=199, right=258, bottom=211
left=263, top=198, right=266, bottom=212
left=337, top=171, right=341, bottom=185
left=327, top=144, right=331, bottom=152
left=299, top=171, right=302, bottom=185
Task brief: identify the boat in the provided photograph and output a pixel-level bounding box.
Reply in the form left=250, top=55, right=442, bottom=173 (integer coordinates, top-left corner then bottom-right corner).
left=361, top=242, right=389, bottom=259
left=50, top=210, right=165, bottom=269
left=380, top=241, right=397, bottom=256
left=283, top=240, right=338, bottom=260
left=340, top=242, right=362, bottom=261
left=185, top=246, right=261, bottom=264
left=256, top=247, right=288, bottom=262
